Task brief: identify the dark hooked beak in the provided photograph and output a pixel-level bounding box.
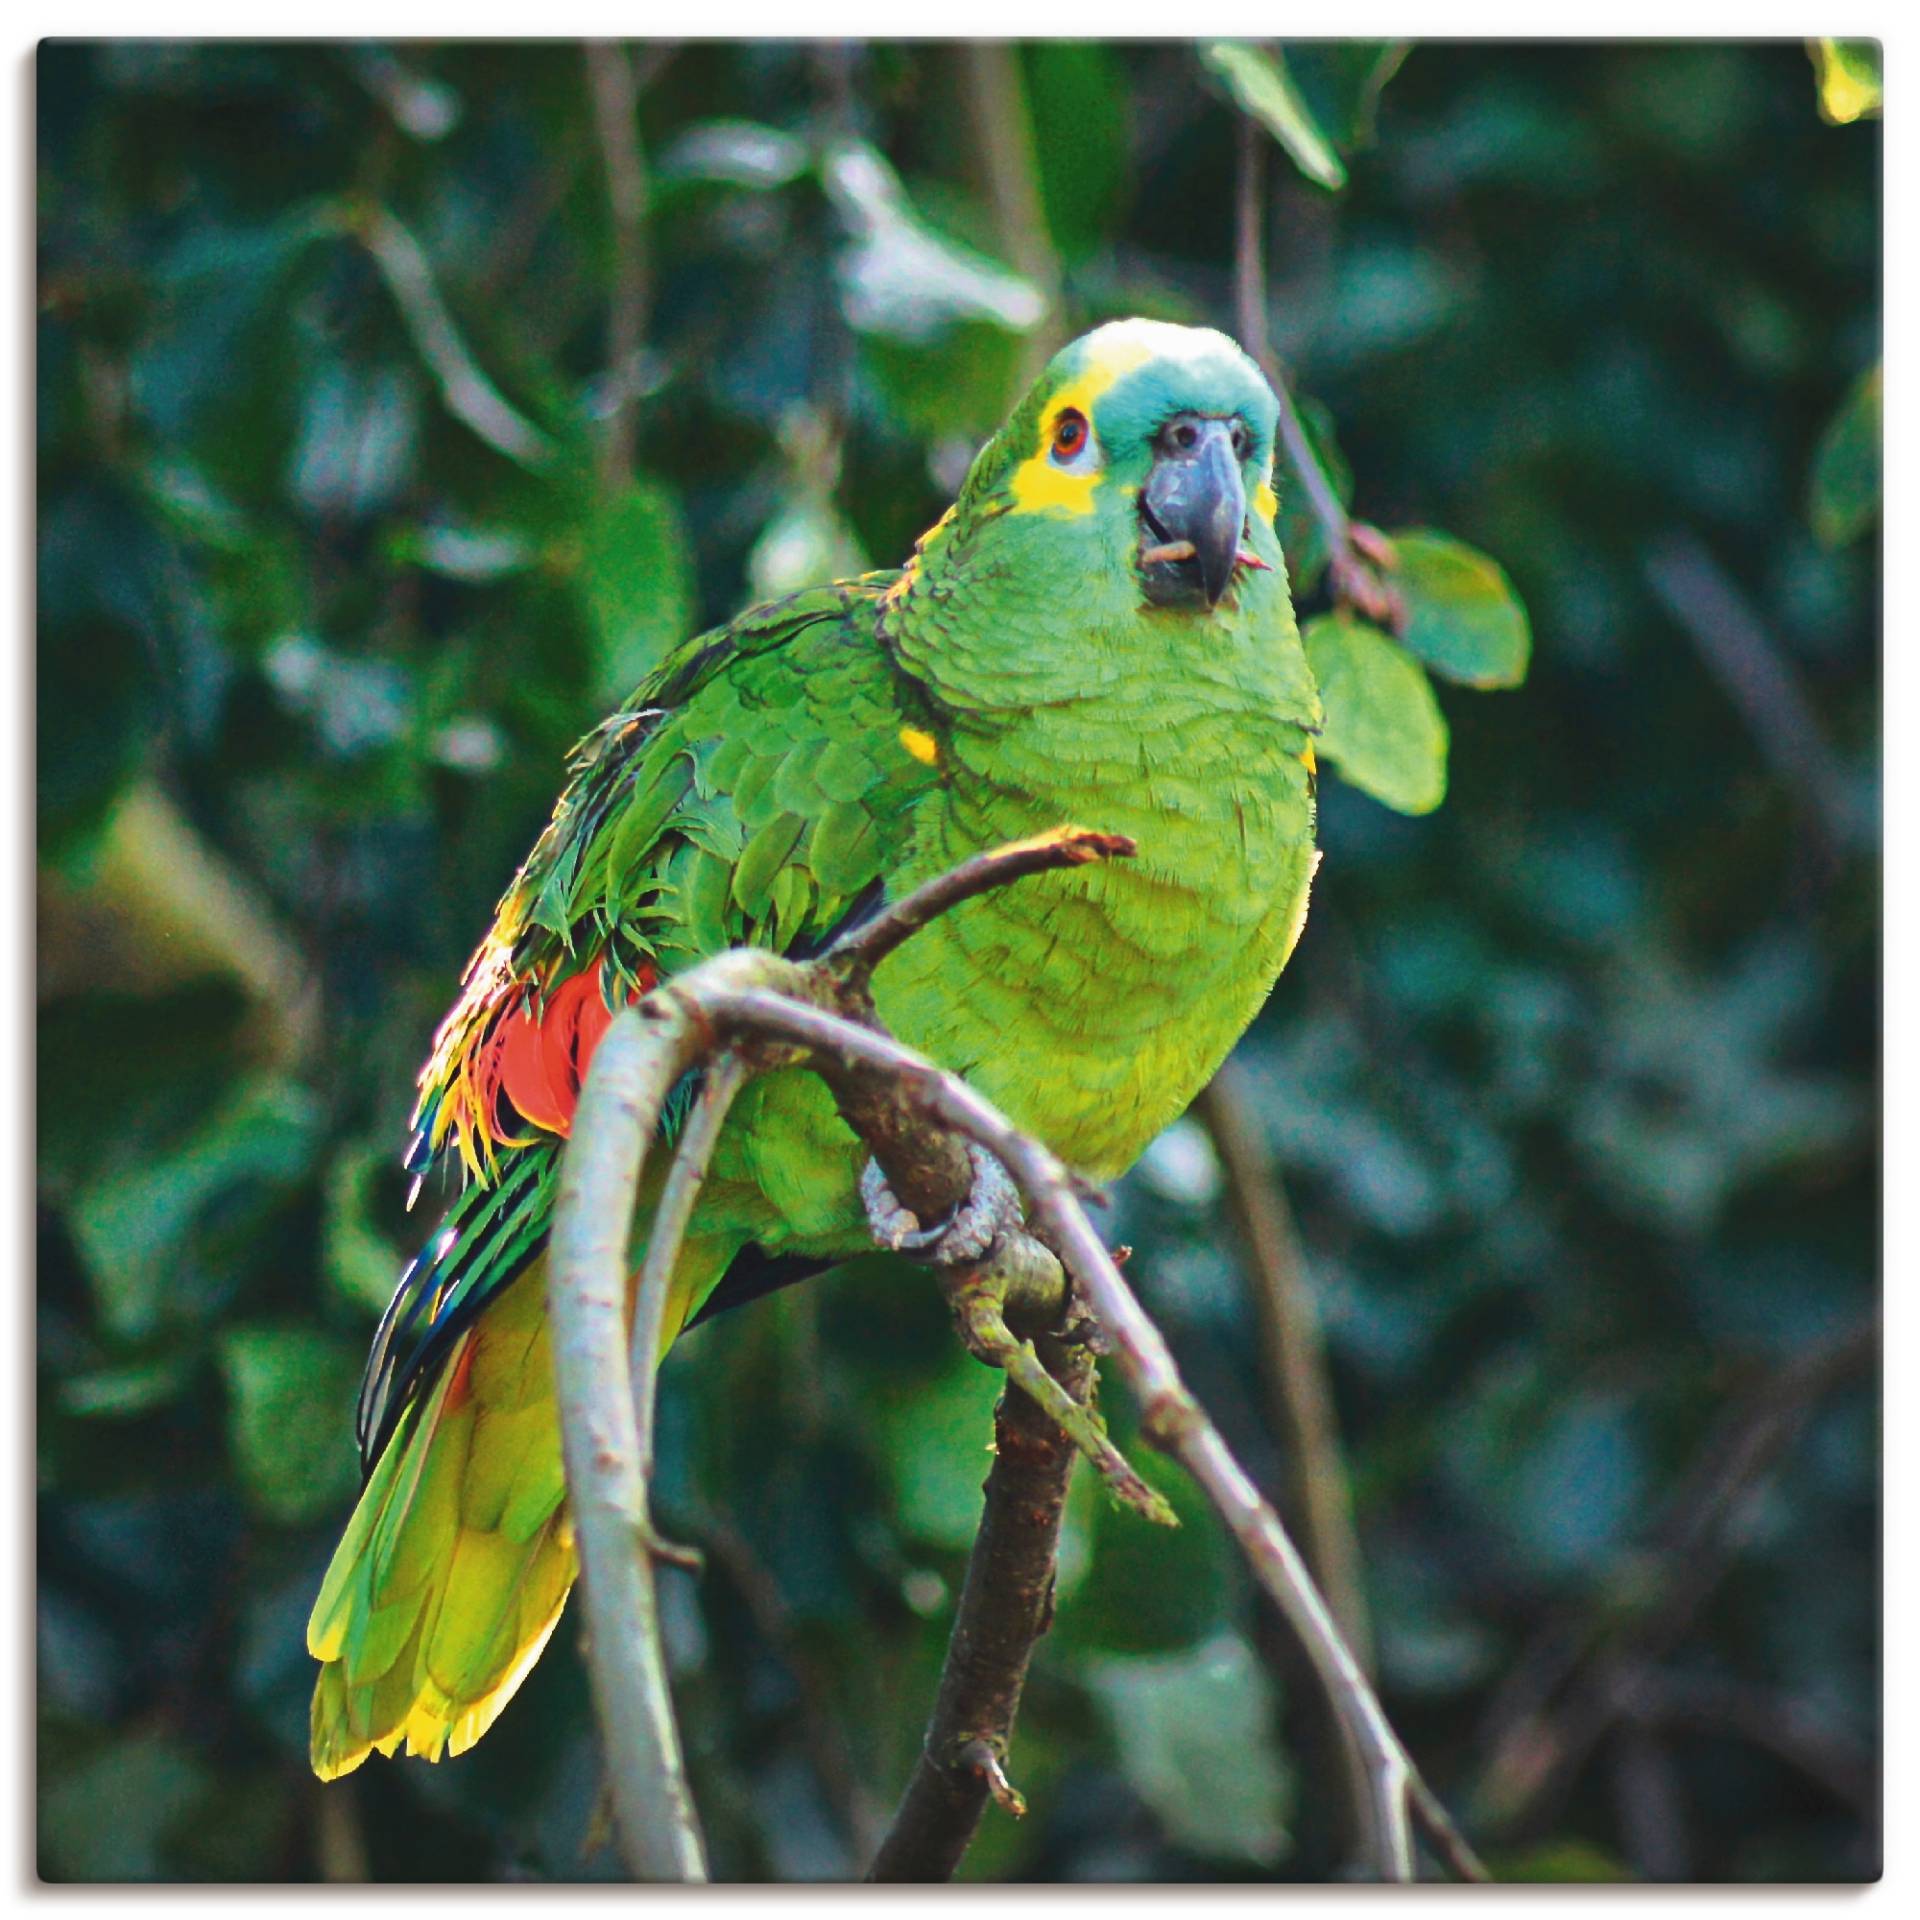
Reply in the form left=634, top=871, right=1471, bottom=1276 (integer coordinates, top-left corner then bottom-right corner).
left=1139, top=413, right=1247, bottom=609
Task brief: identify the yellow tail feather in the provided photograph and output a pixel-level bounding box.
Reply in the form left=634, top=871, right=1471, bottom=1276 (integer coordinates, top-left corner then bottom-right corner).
left=307, top=1261, right=573, bottom=1780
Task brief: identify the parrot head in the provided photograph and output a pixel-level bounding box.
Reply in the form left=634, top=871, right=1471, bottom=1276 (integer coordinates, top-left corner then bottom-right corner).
left=954, top=318, right=1284, bottom=615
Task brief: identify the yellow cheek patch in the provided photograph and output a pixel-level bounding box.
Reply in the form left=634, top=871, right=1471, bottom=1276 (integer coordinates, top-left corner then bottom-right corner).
left=1007, top=335, right=1156, bottom=520
left=900, top=727, right=939, bottom=766
left=1254, top=479, right=1279, bottom=521
left=1298, top=741, right=1317, bottom=775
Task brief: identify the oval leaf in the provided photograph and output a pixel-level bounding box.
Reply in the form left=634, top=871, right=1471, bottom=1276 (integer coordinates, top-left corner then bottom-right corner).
left=1390, top=529, right=1532, bottom=688
left=1809, top=359, right=1881, bottom=549
left=579, top=477, right=696, bottom=703
left=1304, top=611, right=1449, bottom=815
left=1201, top=42, right=1347, bottom=191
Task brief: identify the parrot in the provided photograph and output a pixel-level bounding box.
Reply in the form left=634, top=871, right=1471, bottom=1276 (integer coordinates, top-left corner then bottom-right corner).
left=306, top=316, right=1322, bottom=1780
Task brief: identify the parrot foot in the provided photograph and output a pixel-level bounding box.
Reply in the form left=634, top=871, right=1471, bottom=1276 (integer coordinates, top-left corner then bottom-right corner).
left=859, top=1144, right=1021, bottom=1266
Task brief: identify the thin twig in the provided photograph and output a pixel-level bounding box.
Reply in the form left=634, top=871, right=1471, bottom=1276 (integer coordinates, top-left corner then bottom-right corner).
left=627, top=1051, right=748, bottom=1567
left=359, top=205, right=555, bottom=470
left=1643, top=535, right=1855, bottom=860
left=698, top=1509, right=886, bottom=1863
left=583, top=41, right=652, bottom=487
left=828, top=825, right=1135, bottom=989
left=1232, top=112, right=1399, bottom=626
left=1196, top=1062, right=1382, bottom=1868
left=1474, top=1314, right=1879, bottom=1838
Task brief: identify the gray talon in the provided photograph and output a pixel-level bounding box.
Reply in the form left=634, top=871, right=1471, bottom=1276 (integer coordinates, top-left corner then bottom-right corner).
left=861, top=1144, right=1021, bottom=1265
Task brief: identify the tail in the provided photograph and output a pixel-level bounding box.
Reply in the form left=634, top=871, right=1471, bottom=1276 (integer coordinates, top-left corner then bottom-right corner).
left=307, top=1257, right=574, bottom=1779
left=307, top=1233, right=740, bottom=1778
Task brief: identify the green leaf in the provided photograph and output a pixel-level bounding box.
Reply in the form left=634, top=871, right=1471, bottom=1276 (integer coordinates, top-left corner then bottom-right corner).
left=1053, top=1447, right=1229, bottom=1655
left=323, top=1141, right=403, bottom=1318
left=69, top=1078, right=321, bottom=1343
left=1809, top=39, right=1881, bottom=125
left=873, top=1354, right=1004, bottom=1551
left=1284, top=42, right=1412, bottom=151
left=217, top=1324, right=362, bottom=1525
left=1088, top=1634, right=1294, bottom=1866
left=1390, top=529, right=1533, bottom=688
left=1201, top=42, right=1347, bottom=191
left=578, top=477, right=697, bottom=703
left=1304, top=612, right=1449, bottom=815
left=39, top=1732, right=210, bottom=1881
left=1809, top=360, right=1882, bottom=549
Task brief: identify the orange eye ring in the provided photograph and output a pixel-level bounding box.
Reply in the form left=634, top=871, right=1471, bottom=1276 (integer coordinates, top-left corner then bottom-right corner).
left=1051, top=409, right=1089, bottom=462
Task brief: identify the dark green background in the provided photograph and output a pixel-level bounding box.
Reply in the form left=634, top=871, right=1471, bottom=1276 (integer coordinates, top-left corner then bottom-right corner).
left=37, top=40, right=1878, bottom=1883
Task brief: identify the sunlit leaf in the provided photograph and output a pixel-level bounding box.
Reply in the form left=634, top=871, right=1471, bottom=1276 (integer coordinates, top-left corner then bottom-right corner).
left=1809, top=39, right=1882, bottom=126
left=1088, top=1634, right=1294, bottom=1865
left=578, top=477, right=697, bottom=703
left=1809, top=359, right=1881, bottom=548
left=659, top=118, right=810, bottom=190
left=823, top=141, right=1047, bottom=342
left=218, top=1324, right=362, bottom=1525
left=1201, top=42, right=1347, bottom=190
left=1390, top=529, right=1532, bottom=688
left=1303, top=612, right=1449, bottom=815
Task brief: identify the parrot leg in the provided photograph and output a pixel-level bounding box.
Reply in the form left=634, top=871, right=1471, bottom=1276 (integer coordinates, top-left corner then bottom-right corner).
left=862, top=1151, right=1177, bottom=1528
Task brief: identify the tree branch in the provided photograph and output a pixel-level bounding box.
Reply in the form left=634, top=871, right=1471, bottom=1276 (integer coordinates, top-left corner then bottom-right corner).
left=867, top=1337, right=1091, bottom=1881
left=583, top=40, right=653, bottom=488
left=552, top=835, right=1478, bottom=1883
left=546, top=982, right=717, bottom=1881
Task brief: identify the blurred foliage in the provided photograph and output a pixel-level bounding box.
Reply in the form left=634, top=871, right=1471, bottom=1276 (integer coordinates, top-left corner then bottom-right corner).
left=38, top=39, right=1877, bottom=1884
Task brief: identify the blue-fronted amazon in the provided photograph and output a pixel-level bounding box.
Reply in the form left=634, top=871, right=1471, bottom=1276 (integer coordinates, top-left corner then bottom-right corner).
left=307, top=317, right=1322, bottom=1778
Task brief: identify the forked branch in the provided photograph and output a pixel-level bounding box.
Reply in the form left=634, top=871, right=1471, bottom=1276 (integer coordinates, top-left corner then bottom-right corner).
left=549, top=833, right=1481, bottom=1882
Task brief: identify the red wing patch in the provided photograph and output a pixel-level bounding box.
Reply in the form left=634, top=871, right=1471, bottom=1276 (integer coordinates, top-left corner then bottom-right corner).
left=422, top=954, right=657, bottom=1179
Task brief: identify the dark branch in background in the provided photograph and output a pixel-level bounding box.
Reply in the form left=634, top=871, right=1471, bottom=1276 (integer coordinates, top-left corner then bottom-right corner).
left=957, top=43, right=1066, bottom=379
left=1195, top=1063, right=1377, bottom=1864
left=550, top=833, right=1484, bottom=1882
left=1473, top=1314, right=1879, bottom=1845
left=583, top=41, right=654, bottom=487
left=1233, top=115, right=1401, bottom=629
left=1643, top=535, right=1855, bottom=866
left=1197, top=1065, right=1371, bottom=1667
left=697, top=1509, right=885, bottom=1863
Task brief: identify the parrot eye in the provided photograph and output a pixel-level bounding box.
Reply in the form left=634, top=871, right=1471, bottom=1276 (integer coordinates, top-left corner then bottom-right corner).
left=1231, top=421, right=1253, bottom=461
left=1050, top=409, right=1091, bottom=465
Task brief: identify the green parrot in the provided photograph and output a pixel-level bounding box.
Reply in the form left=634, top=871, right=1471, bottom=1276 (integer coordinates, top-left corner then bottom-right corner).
left=307, top=317, right=1322, bottom=1778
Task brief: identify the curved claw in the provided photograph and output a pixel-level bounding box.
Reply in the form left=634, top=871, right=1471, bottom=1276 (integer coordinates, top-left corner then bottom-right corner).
left=860, top=1144, right=1021, bottom=1266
